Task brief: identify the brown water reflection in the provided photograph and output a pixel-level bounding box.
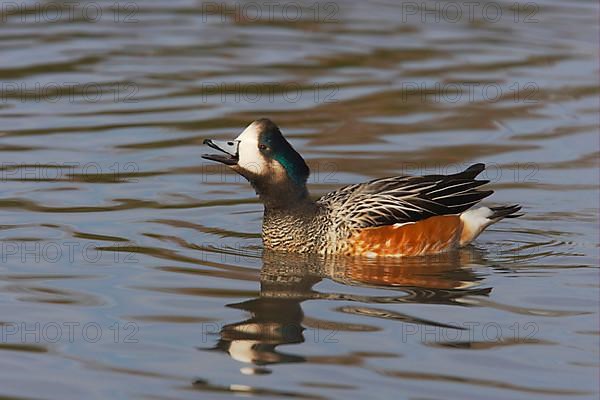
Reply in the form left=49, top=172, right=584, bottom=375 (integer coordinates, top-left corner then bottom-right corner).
left=209, top=249, right=490, bottom=371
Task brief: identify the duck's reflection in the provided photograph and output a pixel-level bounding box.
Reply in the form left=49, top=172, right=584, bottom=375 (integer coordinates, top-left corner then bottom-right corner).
left=210, top=248, right=492, bottom=373
left=213, top=271, right=317, bottom=370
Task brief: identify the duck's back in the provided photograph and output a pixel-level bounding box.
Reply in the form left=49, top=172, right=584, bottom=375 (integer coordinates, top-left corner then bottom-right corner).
left=315, top=164, right=520, bottom=256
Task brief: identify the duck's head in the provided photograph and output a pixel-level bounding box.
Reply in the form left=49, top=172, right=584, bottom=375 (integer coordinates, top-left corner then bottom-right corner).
left=202, top=119, right=310, bottom=205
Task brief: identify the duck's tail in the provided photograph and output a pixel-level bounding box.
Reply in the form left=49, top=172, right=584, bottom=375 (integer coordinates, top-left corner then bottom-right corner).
left=459, top=205, right=523, bottom=246
left=488, top=204, right=524, bottom=219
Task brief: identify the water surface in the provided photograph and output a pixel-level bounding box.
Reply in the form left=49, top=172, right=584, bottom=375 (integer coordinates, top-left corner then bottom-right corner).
left=0, top=1, right=598, bottom=399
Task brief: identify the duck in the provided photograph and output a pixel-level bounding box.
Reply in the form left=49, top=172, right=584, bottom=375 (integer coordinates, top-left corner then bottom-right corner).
left=202, top=118, right=522, bottom=257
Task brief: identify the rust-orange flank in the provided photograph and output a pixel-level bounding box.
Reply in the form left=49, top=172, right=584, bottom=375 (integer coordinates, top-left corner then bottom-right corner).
left=347, top=215, right=474, bottom=256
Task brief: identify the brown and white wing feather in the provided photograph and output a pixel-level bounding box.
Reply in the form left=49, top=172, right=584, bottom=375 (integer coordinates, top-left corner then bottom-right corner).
left=318, top=163, right=493, bottom=229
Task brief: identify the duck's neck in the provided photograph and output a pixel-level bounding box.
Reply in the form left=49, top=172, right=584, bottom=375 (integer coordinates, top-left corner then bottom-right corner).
left=251, top=179, right=313, bottom=211
left=259, top=182, right=321, bottom=253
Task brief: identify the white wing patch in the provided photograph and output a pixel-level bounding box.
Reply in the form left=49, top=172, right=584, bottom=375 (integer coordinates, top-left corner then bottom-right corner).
left=459, top=207, right=494, bottom=244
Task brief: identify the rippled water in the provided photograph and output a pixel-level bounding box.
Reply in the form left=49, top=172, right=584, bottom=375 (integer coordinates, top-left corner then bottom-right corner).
left=0, top=0, right=598, bottom=399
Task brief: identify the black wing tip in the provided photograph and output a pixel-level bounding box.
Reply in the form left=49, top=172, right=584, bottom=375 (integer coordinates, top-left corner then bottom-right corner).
left=465, top=163, right=485, bottom=176
left=467, top=163, right=485, bottom=173
left=490, top=204, right=523, bottom=219
left=452, top=163, right=486, bottom=180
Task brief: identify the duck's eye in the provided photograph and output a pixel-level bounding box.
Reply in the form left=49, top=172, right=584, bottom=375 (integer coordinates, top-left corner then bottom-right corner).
left=258, top=144, right=268, bottom=151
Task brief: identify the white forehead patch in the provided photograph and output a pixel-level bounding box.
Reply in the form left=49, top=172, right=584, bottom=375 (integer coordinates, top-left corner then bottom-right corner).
left=235, top=121, right=261, bottom=142
left=234, top=121, right=265, bottom=173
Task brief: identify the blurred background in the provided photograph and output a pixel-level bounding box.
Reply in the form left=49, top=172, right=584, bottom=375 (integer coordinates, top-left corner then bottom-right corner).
left=0, top=0, right=598, bottom=399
